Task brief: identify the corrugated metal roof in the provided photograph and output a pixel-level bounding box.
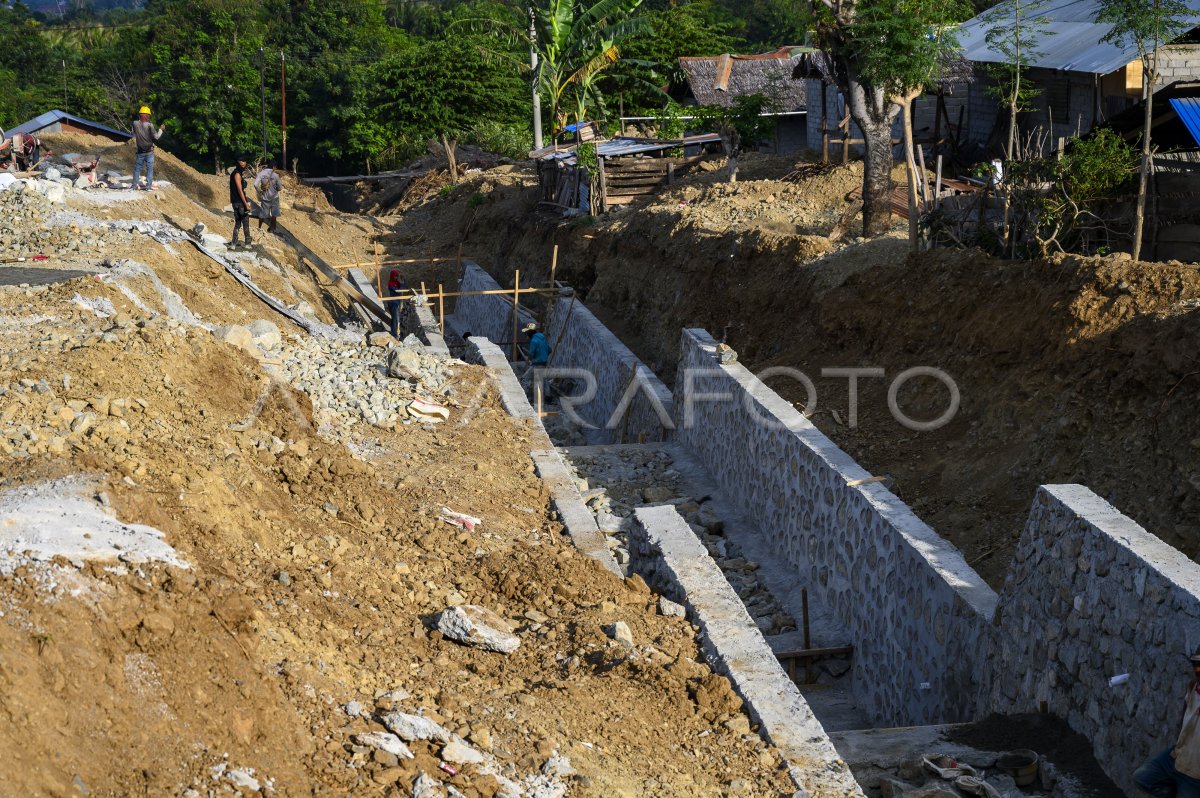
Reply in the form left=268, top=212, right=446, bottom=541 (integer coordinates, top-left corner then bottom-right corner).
left=1170, top=97, right=1200, bottom=147
left=533, top=134, right=723, bottom=163
left=958, top=0, right=1200, bottom=75
left=6, top=110, right=128, bottom=140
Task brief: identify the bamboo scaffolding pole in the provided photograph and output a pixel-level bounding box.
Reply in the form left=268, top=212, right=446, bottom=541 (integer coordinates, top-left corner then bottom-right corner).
left=330, top=257, right=470, bottom=270
left=511, top=270, right=521, bottom=361
left=437, top=283, right=445, bottom=335
left=378, top=286, right=557, bottom=303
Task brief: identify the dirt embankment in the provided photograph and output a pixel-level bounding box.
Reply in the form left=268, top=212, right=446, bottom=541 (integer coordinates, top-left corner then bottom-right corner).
left=0, top=136, right=795, bottom=797
left=377, top=156, right=1200, bottom=587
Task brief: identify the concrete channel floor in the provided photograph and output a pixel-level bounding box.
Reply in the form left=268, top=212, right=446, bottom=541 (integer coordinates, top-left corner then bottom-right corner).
left=559, top=440, right=873, bottom=733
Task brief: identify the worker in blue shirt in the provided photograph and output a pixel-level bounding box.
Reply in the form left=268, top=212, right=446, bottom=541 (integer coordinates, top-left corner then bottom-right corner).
left=523, top=322, right=550, bottom=366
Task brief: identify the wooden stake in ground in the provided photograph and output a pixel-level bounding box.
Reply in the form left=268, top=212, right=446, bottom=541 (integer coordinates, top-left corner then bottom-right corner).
left=437, top=283, right=445, bottom=335
left=511, top=269, right=521, bottom=361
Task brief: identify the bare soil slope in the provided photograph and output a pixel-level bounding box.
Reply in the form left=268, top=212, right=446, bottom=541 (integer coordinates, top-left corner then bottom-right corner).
left=378, top=157, right=1200, bottom=586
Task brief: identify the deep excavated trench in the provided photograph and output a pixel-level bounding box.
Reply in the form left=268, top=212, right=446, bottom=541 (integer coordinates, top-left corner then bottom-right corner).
left=436, top=257, right=1189, bottom=798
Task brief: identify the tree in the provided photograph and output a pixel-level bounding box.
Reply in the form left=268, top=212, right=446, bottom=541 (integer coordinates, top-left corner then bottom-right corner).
left=468, top=0, right=651, bottom=136
left=809, top=0, right=968, bottom=236
left=369, top=36, right=527, bottom=178
left=981, top=0, right=1053, bottom=160
left=1097, top=0, right=1192, bottom=261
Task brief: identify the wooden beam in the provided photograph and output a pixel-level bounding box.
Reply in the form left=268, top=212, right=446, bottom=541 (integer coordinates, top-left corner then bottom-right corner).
left=774, top=645, right=854, bottom=660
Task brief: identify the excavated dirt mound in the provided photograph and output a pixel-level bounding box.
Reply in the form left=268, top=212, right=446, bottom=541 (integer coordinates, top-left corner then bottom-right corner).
left=376, top=155, right=1200, bottom=588
left=0, top=143, right=797, bottom=797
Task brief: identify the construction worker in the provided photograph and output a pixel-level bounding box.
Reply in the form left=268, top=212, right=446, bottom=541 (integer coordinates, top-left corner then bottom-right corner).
left=254, top=157, right=282, bottom=234
left=131, top=106, right=165, bottom=190
left=523, top=322, right=550, bottom=367
left=387, top=270, right=408, bottom=338
left=1134, top=647, right=1200, bottom=798
left=229, top=155, right=252, bottom=249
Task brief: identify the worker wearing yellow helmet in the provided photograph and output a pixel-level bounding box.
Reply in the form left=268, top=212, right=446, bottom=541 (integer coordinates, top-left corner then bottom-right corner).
left=131, top=104, right=166, bottom=191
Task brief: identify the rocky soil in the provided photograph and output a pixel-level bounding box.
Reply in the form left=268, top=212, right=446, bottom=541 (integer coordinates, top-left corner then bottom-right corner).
left=0, top=139, right=797, bottom=797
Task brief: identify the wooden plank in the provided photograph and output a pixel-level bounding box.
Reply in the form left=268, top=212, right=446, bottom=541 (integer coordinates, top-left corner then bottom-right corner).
left=774, top=645, right=854, bottom=660
left=275, top=223, right=391, bottom=324
left=606, top=176, right=668, bottom=188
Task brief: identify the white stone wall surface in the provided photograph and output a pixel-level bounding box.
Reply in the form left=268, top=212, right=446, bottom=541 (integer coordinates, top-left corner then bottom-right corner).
left=673, top=328, right=997, bottom=726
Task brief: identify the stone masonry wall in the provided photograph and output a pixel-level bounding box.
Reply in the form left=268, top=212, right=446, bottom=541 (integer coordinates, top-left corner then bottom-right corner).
left=673, top=328, right=997, bottom=727
left=987, top=484, right=1200, bottom=795
left=450, top=262, right=535, bottom=350
left=400, top=297, right=449, bottom=355
left=1157, top=45, right=1200, bottom=86
left=544, top=296, right=673, bottom=445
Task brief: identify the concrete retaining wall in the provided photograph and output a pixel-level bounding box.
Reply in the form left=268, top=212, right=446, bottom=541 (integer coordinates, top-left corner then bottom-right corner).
left=401, top=297, right=449, bottom=355
left=450, top=261, right=673, bottom=445
left=463, top=336, right=619, bottom=575
left=673, top=328, right=997, bottom=727
left=630, top=505, right=863, bottom=798
left=988, top=484, right=1200, bottom=795
left=450, top=262, right=535, bottom=350
left=544, top=296, right=673, bottom=445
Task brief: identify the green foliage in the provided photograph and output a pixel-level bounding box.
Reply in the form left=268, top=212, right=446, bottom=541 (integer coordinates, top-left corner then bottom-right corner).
left=695, top=92, right=778, bottom=154
left=1098, top=0, right=1192, bottom=57
left=1060, top=128, right=1138, bottom=201
left=575, top=140, right=598, bottom=170
left=467, top=191, right=487, bottom=207
left=468, top=120, right=533, bottom=160
left=619, top=2, right=738, bottom=113
left=981, top=0, right=1054, bottom=114
left=654, top=100, right=688, bottom=141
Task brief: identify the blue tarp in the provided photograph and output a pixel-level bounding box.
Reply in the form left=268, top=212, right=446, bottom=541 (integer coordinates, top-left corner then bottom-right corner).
left=1170, top=98, right=1200, bottom=149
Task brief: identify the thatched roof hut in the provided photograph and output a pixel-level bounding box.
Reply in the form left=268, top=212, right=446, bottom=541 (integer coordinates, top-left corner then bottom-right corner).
left=679, top=47, right=809, bottom=112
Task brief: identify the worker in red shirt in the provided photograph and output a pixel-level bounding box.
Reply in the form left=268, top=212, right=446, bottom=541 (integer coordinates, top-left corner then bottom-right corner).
left=1135, top=648, right=1200, bottom=798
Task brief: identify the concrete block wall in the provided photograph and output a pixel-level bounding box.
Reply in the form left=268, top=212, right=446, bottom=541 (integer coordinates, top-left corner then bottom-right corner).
left=544, top=296, right=673, bottom=445
left=987, top=484, right=1200, bottom=795
left=400, top=297, right=449, bottom=355
left=1157, top=45, right=1200, bottom=85
left=630, top=505, right=864, bottom=798
left=673, top=328, right=997, bottom=727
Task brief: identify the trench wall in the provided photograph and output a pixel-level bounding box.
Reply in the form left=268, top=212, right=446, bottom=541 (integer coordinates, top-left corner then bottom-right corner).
left=400, top=297, right=449, bottom=355
left=988, top=484, right=1200, bottom=795
left=673, top=328, right=997, bottom=727
left=450, top=262, right=535, bottom=350
left=543, top=296, right=673, bottom=444
left=462, top=335, right=619, bottom=575
left=450, top=261, right=673, bottom=445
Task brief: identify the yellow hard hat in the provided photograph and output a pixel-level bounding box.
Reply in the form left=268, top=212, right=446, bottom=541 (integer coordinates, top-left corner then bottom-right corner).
left=139, top=106, right=151, bottom=115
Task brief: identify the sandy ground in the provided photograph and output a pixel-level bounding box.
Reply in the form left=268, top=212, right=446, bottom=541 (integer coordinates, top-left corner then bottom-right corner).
left=0, top=137, right=796, bottom=797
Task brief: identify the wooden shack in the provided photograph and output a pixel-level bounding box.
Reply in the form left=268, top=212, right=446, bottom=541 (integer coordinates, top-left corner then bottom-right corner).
left=532, top=134, right=721, bottom=213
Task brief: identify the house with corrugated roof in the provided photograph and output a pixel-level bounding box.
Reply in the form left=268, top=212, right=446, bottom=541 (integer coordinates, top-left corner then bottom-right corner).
left=957, top=0, right=1200, bottom=157
left=677, top=47, right=810, bottom=155
left=6, top=110, right=128, bottom=143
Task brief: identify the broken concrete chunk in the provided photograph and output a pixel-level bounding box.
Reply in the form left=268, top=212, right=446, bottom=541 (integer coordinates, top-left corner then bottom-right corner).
left=247, top=319, right=281, bottom=349
left=542, top=753, right=575, bottom=777
left=607, top=621, right=634, bottom=647
left=658, top=596, right=686, bottom=618
left=441, top=737, right=486, bottom=765
left=382, top=712, right=451, bottom=743
left=437, top=605, right=520, bottom=654
left=354, top=731, right=415, bottom=760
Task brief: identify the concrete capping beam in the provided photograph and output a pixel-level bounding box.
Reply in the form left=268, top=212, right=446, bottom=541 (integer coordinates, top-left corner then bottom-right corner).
left=630, top=505, right=863, bottom=798
left=464, top=336, right=620, bottom=576
left=989, top=484, right=1200, bottom=794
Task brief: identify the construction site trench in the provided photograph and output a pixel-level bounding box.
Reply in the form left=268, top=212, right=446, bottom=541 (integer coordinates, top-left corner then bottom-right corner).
left=2, top=135, right=1198, bottom=798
